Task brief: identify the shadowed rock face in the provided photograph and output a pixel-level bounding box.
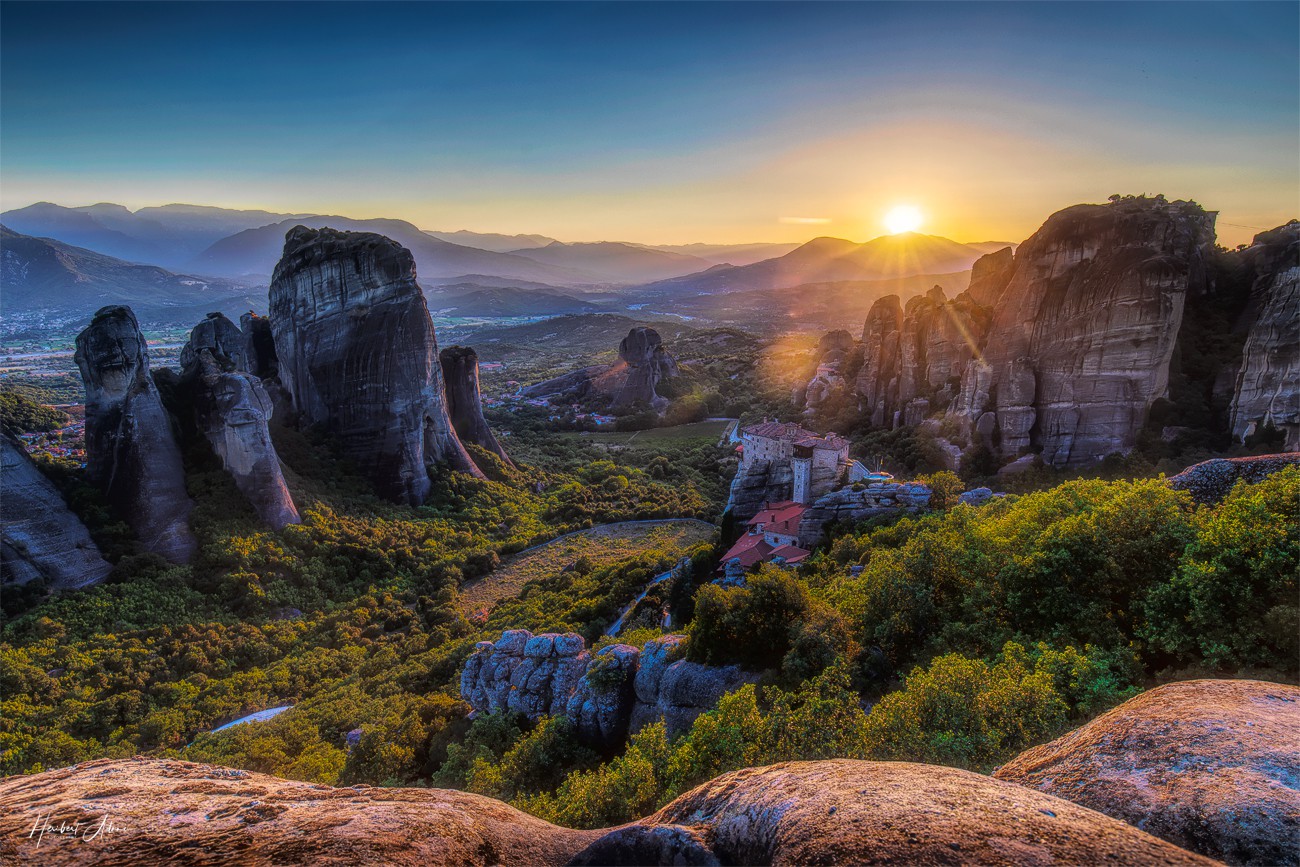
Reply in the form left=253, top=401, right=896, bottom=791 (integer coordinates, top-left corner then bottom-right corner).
left=995, top=679, right=1300, bottom=866
left=1229, top=222, right=1300, bottom=450
left=268, top=226, right=482, bottom=504
left=74, top=305, right=197, bottom=563
left=611, top=326, right=679, bottom=411
left=439, top=345, right=513, bottom=467
left=0, top=757, right=1218, bottom=866
left=1, top=435, right=112, bottom=590
left=181, top=313, right=300, bottom=531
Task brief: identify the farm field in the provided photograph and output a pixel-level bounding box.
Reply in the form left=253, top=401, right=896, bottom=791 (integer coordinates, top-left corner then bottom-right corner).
left=457, top=518, right=716, bottom=617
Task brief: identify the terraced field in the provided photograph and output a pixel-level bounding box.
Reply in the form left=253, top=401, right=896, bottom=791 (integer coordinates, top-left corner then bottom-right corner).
left=457, top=518, right=716, bottom=617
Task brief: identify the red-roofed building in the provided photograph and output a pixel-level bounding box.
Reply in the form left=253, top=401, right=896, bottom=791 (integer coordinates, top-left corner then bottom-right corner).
left=718, top=499, right=811, bottom=572
left=739, top=419, right=850, bottom=505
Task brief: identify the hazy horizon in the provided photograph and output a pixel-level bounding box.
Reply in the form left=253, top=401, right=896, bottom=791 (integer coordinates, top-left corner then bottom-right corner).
left=2, top=1, right=1297, bottom=247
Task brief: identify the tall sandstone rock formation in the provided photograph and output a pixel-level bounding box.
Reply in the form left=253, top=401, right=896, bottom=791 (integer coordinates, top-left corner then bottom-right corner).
left=74, top=305, right=197, bottom=563
left=439, top=345, right=513, bottom=467
left=268, top=226, right=482, bottom=505
left=1228, top=222, right=1300, bottom=449
left=181, top=312, right=301, bottom=530
left=1, top=435, right=113, bottom=590
left=611, top=326, right=680, bottom=411
left=852, top=197, right=1220, bottom=467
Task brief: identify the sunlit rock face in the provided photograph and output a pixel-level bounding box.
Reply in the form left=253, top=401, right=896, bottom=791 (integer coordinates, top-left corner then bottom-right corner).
left=1, top=435, right=112, bottom=590
left=439, top=345, right=513, bottom=467
left=1228, top=222, right=1300, bottom=450
left=181, top=313, right=300, bottom=531
left=797, top=330, right=855, bottom=413
left=850, top=198, right=1217, bottom=468
left=973, top=198, right=1215, bottom=465
left=268, top=226, right=482, bottom=505
left=855, top=295, right=903, bottom=427
left=996, top=679, right=1300, bottom=866
left=74, top=305, right=197, bottom=563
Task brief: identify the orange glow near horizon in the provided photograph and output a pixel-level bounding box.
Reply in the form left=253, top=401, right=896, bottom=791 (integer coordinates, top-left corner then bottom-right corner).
left=884, top=205, right=925, bottom=235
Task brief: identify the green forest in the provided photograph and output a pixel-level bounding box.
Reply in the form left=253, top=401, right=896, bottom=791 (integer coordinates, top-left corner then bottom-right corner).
left=2, top=380, right=1295, bottom=832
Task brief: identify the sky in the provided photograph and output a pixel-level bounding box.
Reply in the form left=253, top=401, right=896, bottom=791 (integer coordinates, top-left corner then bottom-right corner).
left=2, top=1, right=1296, bottom=247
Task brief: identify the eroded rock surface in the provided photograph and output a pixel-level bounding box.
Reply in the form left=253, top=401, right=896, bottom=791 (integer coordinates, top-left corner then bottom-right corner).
left=74, top=305, right=197, bottom=563
left=1, top=435, right=112, bottom=590
left=850, top=197, right=1222, bottom=468
left=522, top=327, right=680, bottom=413
left=268, top=226, right=482, bottom=504
left=995, top=679, right=1300, bottom=866
left=182, top=314, right=300, bottom=530
left=1228, top=222, right=1300, bottom=450
left=1167, top=453, right=1300, bottom=504
left=573, top=760, right=1218, bottom=866
left=461, top=631, right=751, bottom=744
left=439, top=345, right=513, bottom=467
left=0, top=757, right=599, bottom=866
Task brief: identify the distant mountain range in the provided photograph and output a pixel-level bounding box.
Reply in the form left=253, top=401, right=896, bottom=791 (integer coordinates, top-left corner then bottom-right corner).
left=426, top=283, right=604, bottom=318
left=1, top=202, right=314, bottom=269
left=501, top=241, right=716, bottom=284
left=423, top=229, right=559, bottom=252
left=636, top=233, right=1009, bottom=298
left=0, top=202, right=1018, bottom=320
left=0, top=225, right=261, bottom=321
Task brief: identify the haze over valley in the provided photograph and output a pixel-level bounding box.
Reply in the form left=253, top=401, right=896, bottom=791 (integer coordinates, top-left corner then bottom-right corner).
left=1, top=3, right=1297, bottom=866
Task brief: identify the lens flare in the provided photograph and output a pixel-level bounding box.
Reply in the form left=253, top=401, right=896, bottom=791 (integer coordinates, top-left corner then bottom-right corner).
left=884, top=205, right=924, bottom=234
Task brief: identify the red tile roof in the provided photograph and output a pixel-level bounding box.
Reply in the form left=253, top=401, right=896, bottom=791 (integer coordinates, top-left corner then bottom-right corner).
left=742, top=421, right=817, bottom=440
left=720, top=532, right=776, bottom=569
left=749, top=501, right=806, bottom=528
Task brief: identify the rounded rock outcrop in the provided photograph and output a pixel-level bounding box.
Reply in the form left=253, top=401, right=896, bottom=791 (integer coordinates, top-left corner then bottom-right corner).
left=0, top=757, right=599, bottom=866
left=994, top=679, right=1300, bottom=866
left=619, top=759, right=1217, bottom=865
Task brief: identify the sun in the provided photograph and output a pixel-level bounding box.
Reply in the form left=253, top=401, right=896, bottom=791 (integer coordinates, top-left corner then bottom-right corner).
left=884, top=205, right=924, bottom=235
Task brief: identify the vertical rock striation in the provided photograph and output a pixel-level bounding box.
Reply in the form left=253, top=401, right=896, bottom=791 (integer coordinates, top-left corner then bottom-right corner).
left=268, top=226, right=482, bottom=505
left=609, top=327, right=680, bottom=412
left=182, top=313, right=300, bottom=530
left=75, top=305, right=197, bottom=563
left=849, top=197, right=1218, bottom=467
left=439, top=345, right=513, bottom=467
left=1228, top=222, right=1300, bottom=449
left=1, top=435, right=113, bottom=589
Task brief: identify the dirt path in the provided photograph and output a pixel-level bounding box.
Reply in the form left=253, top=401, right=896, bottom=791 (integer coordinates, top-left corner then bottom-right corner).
left=457, top=518, right=715, bottom=617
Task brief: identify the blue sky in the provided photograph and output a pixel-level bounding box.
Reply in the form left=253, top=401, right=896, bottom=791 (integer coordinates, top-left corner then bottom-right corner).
left=2, top=1, right=1296, bottom=244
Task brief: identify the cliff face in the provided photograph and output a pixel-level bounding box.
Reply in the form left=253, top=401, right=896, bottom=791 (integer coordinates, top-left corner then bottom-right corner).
left=182, top=313, right=300, bottom=530
left=1, top=436, right=113, bottom=590
left=610, top=326, right=680, bottom=411
left=460, top=630, right=754, bottom=747
left=522, top=326, right=681, bottom=414
left=268, top=226, right=482, bottom=504
left=1228, top=222, right=1300, bottom=449
left=74, top=305, right=197, bottom=563
left=849, top=198, right=1218, bottom=467
left=439, top=345, right=513, bottom=466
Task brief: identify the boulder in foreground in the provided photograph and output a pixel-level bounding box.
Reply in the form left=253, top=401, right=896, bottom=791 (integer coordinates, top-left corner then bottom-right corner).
left=0, top=757, right=599, bottom=866
left=995, top=679, right=1300, bottom=866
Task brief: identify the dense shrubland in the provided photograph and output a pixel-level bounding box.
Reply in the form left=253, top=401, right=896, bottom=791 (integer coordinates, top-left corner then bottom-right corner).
left=2, top=388, right=1295, bottom=837
left=435, top=469, right=1298, bottom=827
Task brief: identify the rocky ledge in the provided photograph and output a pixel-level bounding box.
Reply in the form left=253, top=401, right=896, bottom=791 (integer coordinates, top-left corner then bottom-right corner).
left=0, top=757, right=1217, bottom=866
left=995, top=678, right=1300, bottom=866
left=1167, top=453, right=1300, bottom=504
